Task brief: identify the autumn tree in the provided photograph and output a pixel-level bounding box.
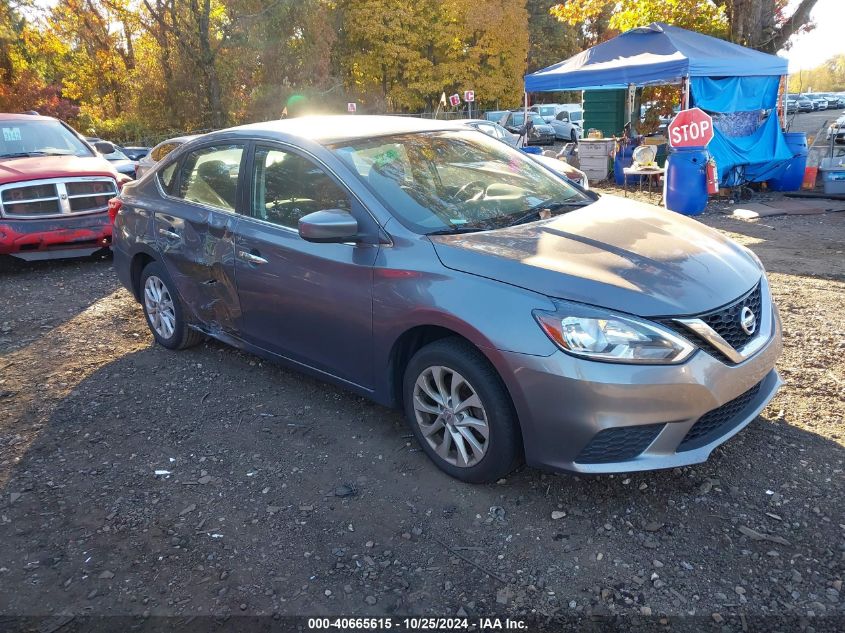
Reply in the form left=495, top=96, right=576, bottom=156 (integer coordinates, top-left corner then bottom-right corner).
left=550, top=0, right=818, bottom=53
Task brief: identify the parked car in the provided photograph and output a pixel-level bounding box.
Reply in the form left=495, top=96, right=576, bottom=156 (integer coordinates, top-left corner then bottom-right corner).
left=465, top=120, right=588, bottom=188
left=807, top=95, right=829, bottom=110
left=797, top=96, right=814, bottom=112
left=827, top=115, right=845, bottom=144
left=463, top=119, right=519, bottom=146
left=483, top=110, right=510, bottom=123
left=136, top=135, right=199, bottom=179
left=0, top=113, right=127, bottom=260
left=122, top=146, right=151, bottom=161
left=87, top=139, right=137, bottom=179
left=549, top=110, right=583, bottom=142
left=820, top=93, right=844, bottom=109
left=497, top=111, right=555, bottom=145
left=113, top=115, right=782, bottom=483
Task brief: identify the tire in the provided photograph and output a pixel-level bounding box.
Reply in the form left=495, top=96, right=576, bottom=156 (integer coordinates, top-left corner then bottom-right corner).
left=139, top=261, right=204, bottom=350
left=570, top=129, right=578, bottom=143
left=402, top=337, right=522, bottom=483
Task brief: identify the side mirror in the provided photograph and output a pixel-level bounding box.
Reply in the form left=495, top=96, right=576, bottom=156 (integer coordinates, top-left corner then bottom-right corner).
left=298, top=209, right=358, bottom=243
left=94, top=141, right=116, bottom=154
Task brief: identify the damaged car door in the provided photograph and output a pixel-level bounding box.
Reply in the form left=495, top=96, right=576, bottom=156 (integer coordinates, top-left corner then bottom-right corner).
left=153, top=143, right=244, bottom=333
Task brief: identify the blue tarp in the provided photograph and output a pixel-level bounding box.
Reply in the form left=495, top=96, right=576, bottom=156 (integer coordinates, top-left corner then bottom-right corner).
left=690, top=76, right=793, bottom=186
left=525, top=23, right=787, bottom=92
left=690, top=76, right=780, bottom=112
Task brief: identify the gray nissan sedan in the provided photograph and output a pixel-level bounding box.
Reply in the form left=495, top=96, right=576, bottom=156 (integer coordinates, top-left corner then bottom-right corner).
left=112, top=116, right=782, bottom=483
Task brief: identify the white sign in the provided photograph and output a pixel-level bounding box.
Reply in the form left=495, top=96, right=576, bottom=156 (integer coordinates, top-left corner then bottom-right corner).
left=347, top=102, right=357, bottom=113
left=449, top=93, right=461, bottom=107
left=464, top=90, right=475, bottom=103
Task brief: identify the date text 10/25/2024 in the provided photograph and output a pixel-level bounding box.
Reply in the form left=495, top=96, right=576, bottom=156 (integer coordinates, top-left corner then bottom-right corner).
left=307, top=617, right=528, bottom=630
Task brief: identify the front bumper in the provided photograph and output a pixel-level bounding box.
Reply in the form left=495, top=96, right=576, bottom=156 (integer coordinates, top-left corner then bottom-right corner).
left=498, top=308, right=783, bottom=474
left=0, top=212, right=112, bottom=260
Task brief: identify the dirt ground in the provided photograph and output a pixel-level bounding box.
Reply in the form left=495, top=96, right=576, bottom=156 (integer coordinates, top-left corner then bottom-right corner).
left=0, top=200, right=843, bottom=631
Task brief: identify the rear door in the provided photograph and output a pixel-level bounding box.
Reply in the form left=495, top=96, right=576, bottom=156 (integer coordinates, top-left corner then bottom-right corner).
left=233, top=144, right=380, bottom=389
left=152, top=143, right=245, bottom=333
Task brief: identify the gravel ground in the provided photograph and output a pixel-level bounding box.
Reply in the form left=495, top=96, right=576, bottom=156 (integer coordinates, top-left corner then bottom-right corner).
left=0, top=201, right=843, bottom=631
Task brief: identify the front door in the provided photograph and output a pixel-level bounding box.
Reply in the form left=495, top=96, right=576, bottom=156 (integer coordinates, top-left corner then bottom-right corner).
left=233, top=144, right=379, bottom=389
left=153, top=143, right=245, bottom=332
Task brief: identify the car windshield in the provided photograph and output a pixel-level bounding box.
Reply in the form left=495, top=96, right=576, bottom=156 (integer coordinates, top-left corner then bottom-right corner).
left=511, top=113, right=546, bottom=127
left=103, top=147, right=130, bottom=160
left=537, top=106, right=556, bottom=117
left=331, top=130, right=591, bottom=234
left=0, top=119, right=92, bottom=158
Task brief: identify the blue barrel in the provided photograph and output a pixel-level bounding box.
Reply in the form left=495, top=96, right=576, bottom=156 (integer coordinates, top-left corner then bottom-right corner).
left=664, top=148, right=708, bottom=216
left=768, top=132, right=808, bottom=191
left=521, top=146, right=543, bottom=155
left=614, top=144, right=635, bottom=185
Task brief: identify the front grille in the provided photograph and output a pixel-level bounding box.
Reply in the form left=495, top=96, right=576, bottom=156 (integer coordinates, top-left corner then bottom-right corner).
left=678, top=382, right=762, bottom=452
left=659, top=282, right=763, bottom=363
left=0, top=178, right=117, bottom=219
left=699, top=282, right=762, bottom=350
left=575, top=423, right=665, bottom=464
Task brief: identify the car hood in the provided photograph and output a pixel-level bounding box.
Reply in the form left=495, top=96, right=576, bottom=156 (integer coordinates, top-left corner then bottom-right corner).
left=0, top=155, right=118, bottom=185
left=429, top=195, right=762, bottom=317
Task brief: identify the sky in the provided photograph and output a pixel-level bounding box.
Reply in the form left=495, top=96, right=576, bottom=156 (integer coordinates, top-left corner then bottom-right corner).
left=780, top=0, right=844, bottom=71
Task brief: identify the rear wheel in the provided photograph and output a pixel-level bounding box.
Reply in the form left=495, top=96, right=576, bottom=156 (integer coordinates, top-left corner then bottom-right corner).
left=140, top=261, right=203, bottom=350
left=402, top=338, right=522, bottom=483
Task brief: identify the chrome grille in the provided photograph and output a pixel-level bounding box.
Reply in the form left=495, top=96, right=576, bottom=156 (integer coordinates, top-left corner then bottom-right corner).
left=0, top=177, right=118, bottom=219
left=659, top=281, right=766, bottom=364
left=699, top=282, right=762, bottom=350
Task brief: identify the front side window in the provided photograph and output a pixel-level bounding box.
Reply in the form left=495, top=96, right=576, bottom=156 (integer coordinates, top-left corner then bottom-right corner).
left=332, top=130, right=591, bottom=234
left=0, top=120, right=92, bottom=158
left=556, top=111, right=570, bottom=122
left=251, top=147, right=350, bottom=229
left=177, top=145, right=243, bottom=211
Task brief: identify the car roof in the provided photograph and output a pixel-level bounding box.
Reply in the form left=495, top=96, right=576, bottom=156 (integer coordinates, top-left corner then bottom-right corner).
left=153, top=134, right=199, bottom=148
left=223, top=115, right=467, bottom=145
left=0, top=112, right=58, bottom=122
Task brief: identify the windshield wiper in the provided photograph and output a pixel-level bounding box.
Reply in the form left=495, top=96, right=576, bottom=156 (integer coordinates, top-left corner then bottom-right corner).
left=505, top=199, right=592, bottom=228
left=426, top=226, right=487, bottom=236
left=0, top=151, right=74, bottom=159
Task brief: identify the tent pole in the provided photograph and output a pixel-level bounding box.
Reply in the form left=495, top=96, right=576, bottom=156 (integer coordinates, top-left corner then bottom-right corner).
left=524, top=91, right=528, bottom=120
left=683, top=75, right=690, bottom=110
left=782, top=75, right=788, bottom=128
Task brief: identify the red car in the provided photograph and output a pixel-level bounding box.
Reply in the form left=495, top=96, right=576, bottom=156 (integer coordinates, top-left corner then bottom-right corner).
left=0, top=113, right=129, bottom=261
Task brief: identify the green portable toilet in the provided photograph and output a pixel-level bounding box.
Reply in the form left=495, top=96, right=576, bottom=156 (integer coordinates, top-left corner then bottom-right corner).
left=583, top=89, right=626, bottom=137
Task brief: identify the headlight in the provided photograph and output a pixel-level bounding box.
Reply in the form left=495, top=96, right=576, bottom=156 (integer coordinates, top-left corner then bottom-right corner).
left=534, top=301, right=695, bottom=364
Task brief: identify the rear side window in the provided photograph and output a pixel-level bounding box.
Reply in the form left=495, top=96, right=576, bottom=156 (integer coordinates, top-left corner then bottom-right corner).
left=157, top=161, right=178, bottom=195
left=151, top=142, right=176, bottom=162
left=177, top=145, right=244, bottom=211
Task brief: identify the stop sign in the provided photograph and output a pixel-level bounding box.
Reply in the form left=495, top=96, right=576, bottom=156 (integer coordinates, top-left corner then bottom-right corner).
left=667, top=107, right=714, bottom=148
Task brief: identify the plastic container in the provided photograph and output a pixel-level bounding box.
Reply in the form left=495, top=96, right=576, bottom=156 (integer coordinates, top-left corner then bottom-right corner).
left=664, top=148, right=708, bottom=216
left=614, top=144, right=636, bottom=185
left=520, top=146, right=543, bottom=155
left=819, top=157, right=845, bottom=195
left=768, top=132, right=809, bottom=191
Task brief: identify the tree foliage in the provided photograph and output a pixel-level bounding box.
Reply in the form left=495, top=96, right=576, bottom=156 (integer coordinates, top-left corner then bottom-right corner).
left=789, top=55, right=845, bottom=93
left=550, top=0, right=818, bottom=53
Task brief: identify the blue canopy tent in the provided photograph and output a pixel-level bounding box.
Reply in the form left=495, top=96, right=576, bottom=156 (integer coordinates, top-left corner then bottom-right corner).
left=525, top=23, right=793, bottom=186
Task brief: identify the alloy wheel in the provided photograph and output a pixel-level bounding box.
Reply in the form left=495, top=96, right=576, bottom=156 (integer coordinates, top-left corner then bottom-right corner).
left=412, top=365, right=489, bottom=467
left=143, top=275, right=176, bottom=340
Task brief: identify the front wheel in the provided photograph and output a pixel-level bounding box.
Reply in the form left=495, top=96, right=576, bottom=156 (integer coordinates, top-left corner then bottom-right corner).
left=570, top=129, right=578, bottom=143
left=402, top=338, right=522, bottom=483
left=140, top=261, right=204, bottom=350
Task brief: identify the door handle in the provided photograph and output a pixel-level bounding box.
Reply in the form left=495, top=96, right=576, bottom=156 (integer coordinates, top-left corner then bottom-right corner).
left=158, top=228, right=180, bottom=240
left=238, top=250, right=268, bottom=265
